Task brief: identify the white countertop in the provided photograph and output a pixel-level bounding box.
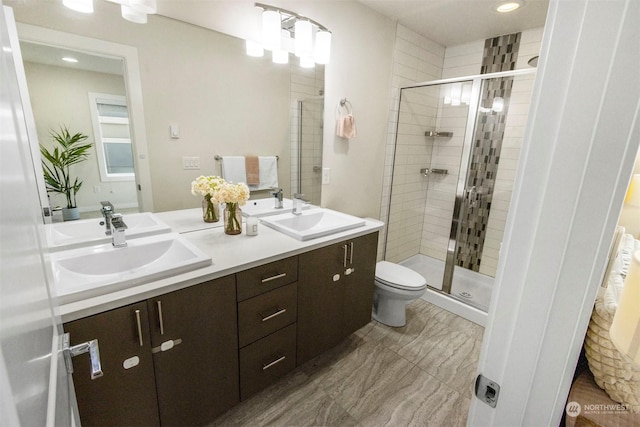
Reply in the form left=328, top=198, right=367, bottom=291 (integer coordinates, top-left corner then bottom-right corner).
left=57, top=208, right=384, bottom=322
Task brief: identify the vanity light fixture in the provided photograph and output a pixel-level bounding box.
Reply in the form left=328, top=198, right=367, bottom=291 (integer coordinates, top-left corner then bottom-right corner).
left=248, top=3, right=331, bottom=68
left=62, top=56, right=79, bottom=63
left=494, top=0, right=525, bottom=13
left=63, top=0, right=157, bottom=24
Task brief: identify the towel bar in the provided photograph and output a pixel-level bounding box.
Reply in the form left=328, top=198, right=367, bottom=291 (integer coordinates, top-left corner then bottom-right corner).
left=215, top=155, right=279, bottom=160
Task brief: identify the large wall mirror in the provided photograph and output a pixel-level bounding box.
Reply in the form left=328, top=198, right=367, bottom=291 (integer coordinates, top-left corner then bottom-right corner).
left=10, top=1, right=324, bottom=221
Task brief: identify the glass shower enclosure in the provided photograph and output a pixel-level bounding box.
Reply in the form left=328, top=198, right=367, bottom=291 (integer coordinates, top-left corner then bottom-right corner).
left=384, top=69, right=536, bottom=312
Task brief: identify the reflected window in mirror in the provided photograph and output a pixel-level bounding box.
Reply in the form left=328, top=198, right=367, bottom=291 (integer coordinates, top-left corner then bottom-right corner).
left=88, top=93, right=135, bottom=181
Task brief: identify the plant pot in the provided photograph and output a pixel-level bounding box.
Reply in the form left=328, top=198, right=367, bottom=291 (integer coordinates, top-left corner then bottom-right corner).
left=62, top=207, right=80, bottom=221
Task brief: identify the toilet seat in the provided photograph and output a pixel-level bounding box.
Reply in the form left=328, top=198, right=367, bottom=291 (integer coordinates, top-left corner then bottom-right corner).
left=375, top=261, right=426, bottom=291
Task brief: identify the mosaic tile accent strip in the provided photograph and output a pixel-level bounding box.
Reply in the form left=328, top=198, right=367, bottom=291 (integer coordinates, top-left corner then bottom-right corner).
left=481, top=33, right=521, bottom=74
left=455, top=33, right=521, bottom=271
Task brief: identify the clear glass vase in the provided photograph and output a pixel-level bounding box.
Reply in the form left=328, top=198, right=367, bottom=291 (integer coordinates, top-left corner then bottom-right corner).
left=202, top=196, right=219, bottom=223
left=224, top=203, right=242, bottom=235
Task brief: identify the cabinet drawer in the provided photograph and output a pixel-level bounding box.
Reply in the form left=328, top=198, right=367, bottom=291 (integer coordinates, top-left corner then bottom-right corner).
left=237, top=256, right=298, bottom=301
left=239, top=323, right=296, bottom=401
left=238, top=283, right=297, bottom=347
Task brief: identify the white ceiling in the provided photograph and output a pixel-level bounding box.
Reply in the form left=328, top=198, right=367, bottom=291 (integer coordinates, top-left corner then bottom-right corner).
left=356, top=0, right=549, bottom=46
left=20, top=41, right=124, bottom=75
left=157, top=0, right=549, bottom=49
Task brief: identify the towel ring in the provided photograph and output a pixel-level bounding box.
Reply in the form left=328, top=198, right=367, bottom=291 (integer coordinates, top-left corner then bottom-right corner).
left=336, top=98, right=353, bottom=116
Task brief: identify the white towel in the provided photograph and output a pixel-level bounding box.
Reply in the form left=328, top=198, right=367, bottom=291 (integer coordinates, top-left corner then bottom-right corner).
left=253, top=156, right=278, bottom=190
left=220, top=156, right=246, bottom=184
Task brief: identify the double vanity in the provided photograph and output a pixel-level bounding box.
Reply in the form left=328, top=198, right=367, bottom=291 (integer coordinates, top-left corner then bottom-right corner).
left=51, top=201, right=382, bottom=426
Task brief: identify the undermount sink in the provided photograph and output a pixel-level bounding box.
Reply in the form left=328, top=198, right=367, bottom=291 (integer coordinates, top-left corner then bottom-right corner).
left=260, top=208, right=366, bottom=241
left=45, top=212, right=171, bottom=251
left=241, top=197, right=311, bottom=218
left=50, top=233, right=212, bottom=304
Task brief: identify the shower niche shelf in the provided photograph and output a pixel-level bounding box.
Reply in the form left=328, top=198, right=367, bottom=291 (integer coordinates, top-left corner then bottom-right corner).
left=425, top=131, right=453, bottom=138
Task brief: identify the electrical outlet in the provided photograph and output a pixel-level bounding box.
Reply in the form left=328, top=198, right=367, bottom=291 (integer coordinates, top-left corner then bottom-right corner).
left=182, top=156, right=200, bottom=170
left=322, top=167, right=331, bottom=184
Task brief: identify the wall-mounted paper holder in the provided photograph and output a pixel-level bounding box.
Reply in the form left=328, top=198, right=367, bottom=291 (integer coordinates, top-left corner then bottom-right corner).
left=421, top=168, right=448, bottom=176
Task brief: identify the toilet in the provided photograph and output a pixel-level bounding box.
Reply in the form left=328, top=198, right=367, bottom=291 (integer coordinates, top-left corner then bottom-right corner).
left=372, top=261, right=427, bottom=327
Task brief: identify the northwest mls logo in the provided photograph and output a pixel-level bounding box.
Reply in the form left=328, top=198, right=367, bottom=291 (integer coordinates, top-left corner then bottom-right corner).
left=566, top=401, right=581, bottom=417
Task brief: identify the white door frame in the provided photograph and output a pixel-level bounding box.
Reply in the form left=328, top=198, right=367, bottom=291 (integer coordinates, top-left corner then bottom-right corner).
left=468, top=0, right=640, bottom=425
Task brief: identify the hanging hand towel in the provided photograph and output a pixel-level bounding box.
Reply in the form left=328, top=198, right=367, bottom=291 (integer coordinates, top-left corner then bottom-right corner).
left=257, top=156, right=278, bottom=189
left=336, top=114, right=357, bottom=139
left=245, top=156, right=260, bottom=186
left=220, top=156, right=247, bottom=184
left=343, top=114, right=357, bottom=138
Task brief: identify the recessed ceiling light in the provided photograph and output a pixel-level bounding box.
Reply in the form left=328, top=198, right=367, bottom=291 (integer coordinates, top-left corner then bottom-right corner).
left=62, top=57, right=79, bottom=63
left=495, top=1, right=524, bottom=13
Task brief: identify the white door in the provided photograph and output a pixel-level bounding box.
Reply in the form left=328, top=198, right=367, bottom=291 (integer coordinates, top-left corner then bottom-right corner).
left=1, top=5, right=77, bottom=425
left=468, top=0, right=640, bottom=425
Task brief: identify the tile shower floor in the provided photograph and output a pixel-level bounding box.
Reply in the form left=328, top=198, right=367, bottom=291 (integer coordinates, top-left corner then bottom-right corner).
left=210, top=299, right=484, bottom=427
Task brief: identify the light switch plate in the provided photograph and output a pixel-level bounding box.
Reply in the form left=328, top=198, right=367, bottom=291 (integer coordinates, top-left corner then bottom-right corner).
left=182, top=156, right=200, bottom=170
left=322, top=167, right=331, bottom=184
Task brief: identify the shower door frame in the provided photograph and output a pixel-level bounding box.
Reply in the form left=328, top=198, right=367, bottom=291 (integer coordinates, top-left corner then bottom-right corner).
left=390, top=68, right=537, bottom=296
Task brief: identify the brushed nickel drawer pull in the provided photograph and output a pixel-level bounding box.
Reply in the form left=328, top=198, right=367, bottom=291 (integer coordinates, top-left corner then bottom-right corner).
left=261, top=308, right=287, bottom=322
left=343, top=244, right=348, bottom=268
left=157, top=300, right=165, bottom=335
left=261, top=272, right=286, bottom=283
left=262, top=355, right=286, bottom=371
left=350, top=242, right=354, bottom=264
left=135, top=309, right=143, bottom=347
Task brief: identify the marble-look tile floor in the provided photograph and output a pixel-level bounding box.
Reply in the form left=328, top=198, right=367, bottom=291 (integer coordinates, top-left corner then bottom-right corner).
left=211, top=298, right=484, bottom=427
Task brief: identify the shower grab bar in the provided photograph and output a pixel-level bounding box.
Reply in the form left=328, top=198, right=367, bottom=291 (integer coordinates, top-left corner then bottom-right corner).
left=420, top=168, right=448, bottom=176
left=425, top=131, right=453, bottom=138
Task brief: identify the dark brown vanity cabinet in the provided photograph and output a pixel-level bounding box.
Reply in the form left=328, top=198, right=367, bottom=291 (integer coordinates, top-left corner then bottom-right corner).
left=236, top=257, right=298, bottom=401
left=64, top=301, right=160, bottom=427
left=148, top=274, right=239, bottom=426
left=64, top=276, right=239, bottom=427
left=297, top=232, right=378, bottom=365
left=64, top=231, right=379, bottom=425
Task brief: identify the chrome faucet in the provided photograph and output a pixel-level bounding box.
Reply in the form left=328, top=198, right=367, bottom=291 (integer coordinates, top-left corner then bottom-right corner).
left=293, top=193, right=305, bottom=215
left=272, top=188, right=284, bottom=209
left=110, top=214, right=128, bottom=247
left=100, top=201, right=115, bottom=235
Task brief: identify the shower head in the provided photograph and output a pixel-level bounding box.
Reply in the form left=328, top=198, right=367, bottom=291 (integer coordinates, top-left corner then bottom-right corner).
left=528, top=56, right=539, bottom=67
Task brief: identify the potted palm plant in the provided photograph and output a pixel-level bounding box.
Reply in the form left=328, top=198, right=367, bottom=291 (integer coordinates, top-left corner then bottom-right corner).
left=40, top=126, right=93, bottom=221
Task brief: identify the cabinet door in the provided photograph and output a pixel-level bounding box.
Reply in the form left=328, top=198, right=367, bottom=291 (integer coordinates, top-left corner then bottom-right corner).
left=342, top=232, right=379, bottom=337
left=147, top=275, right=239, bottom=426
left=64, top=302, right=160, bottom=426
left=297, top=241, right=345, bottom=365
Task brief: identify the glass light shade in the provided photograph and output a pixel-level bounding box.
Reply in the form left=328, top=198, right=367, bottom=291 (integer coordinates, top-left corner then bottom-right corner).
left=121, top=5, right=147, bottom=23
left=262, top=10, right=281, bottom=51
left=272, top=30, right=290, bottom=64
left=294, top=20, right=313, bottom=59
left=450, top=83, right=462, bottom=106
left=492, top=96, right=505, bottom=112
left=314, top=30, right=331, bottom=64
left=129, top=0, right=156, bottom=14
left=246, top=40, right=264, bottom=57
left=461, top=84, right=472, bottom=105
left=63, top=0, right=94, bottom=13
left=300, top=55, right=315, bottom=69
left=610, top=250, right=640, bottom=366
